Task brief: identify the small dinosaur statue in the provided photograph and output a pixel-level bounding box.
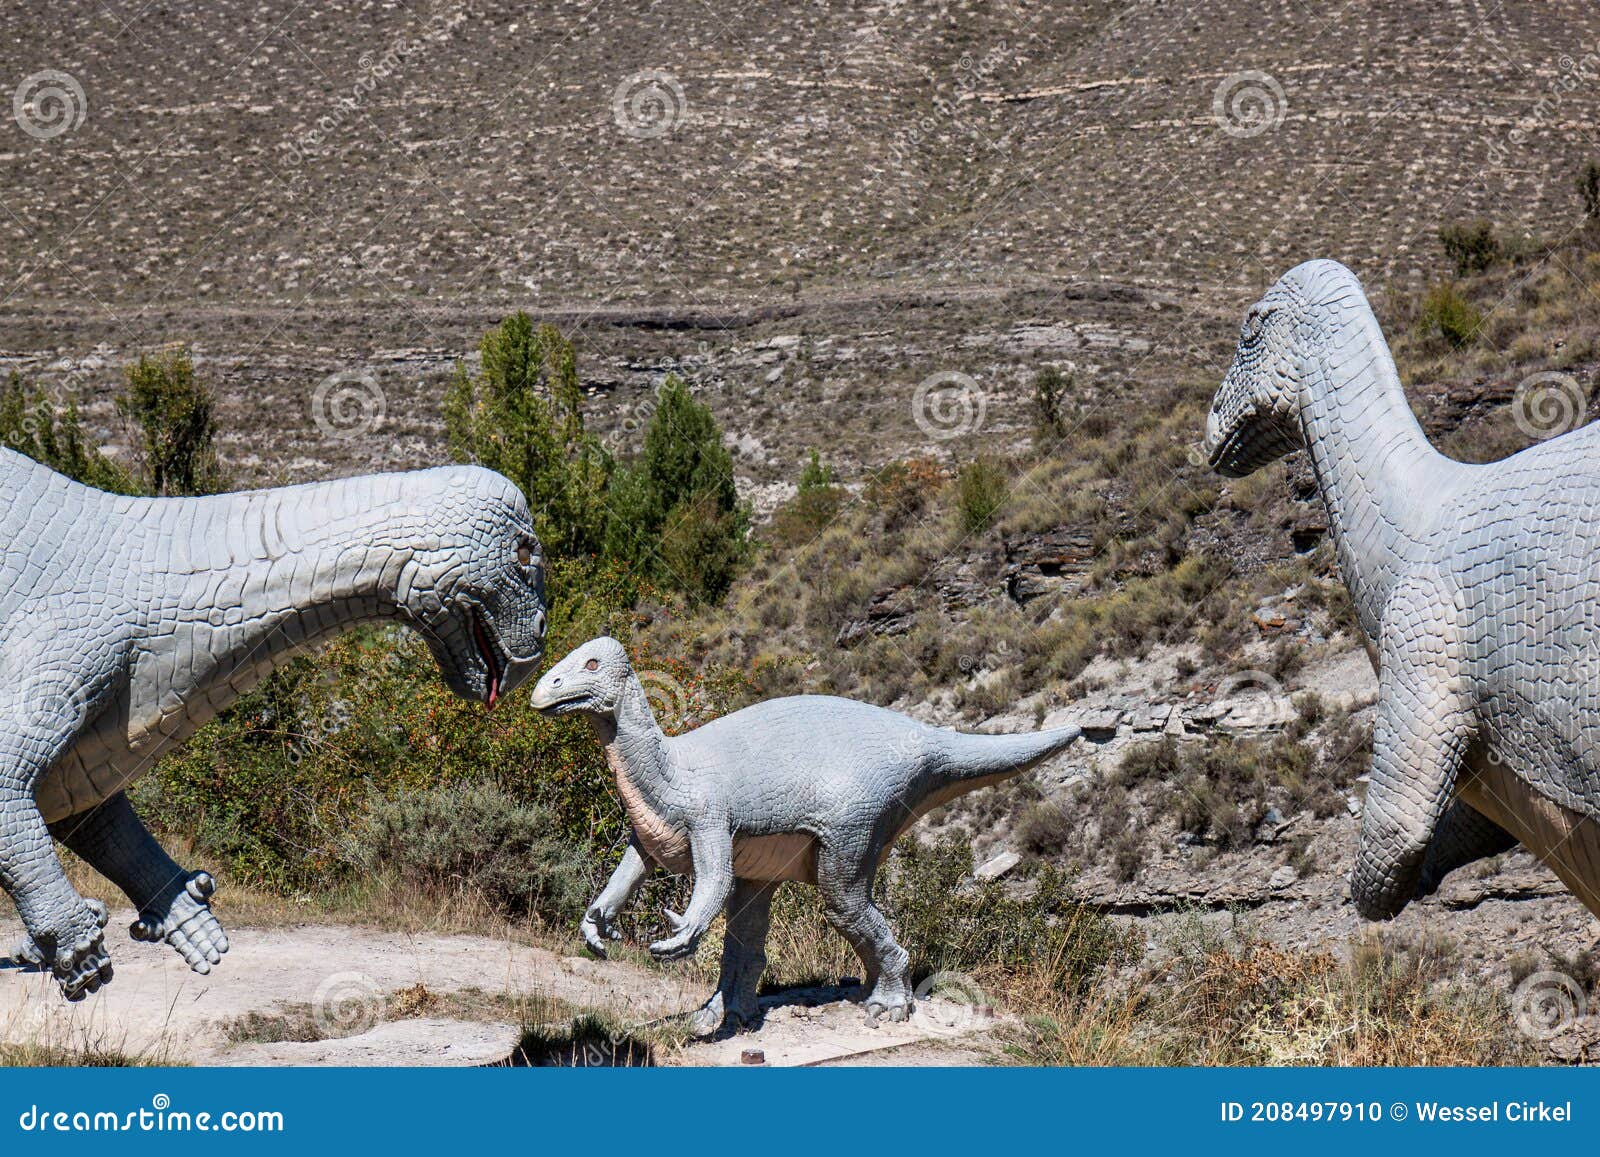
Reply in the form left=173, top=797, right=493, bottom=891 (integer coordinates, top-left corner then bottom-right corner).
left=530, top=635, right=1083, bottom=1036
left=1206, top=258, right=1600, bottom=919
left=1, top=452, right=547, bottom=998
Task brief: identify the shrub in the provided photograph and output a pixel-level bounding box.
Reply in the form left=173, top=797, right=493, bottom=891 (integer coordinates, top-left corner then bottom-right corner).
left=444, top=315, right=611, bottom=558
left=1581, top=160, right=1600, bottom=222
left=1438, top=219, right=1499, bottom=276
left=1419, top=282, right=1482, bottom=349
left=0, top=373, right=137, bottom=493
left=348, top=781, right=591, bottom=924
left=1032, top=366, right=1071, bottom=443
left=657, top=490, right=749, bottom=604
left=956, top=456, right=1008, bottom=534
left=605, top=374, right=749, bottom=600
left=769, top=450, right=846, bottom=547
left=118, top=347, right=225, bottom=496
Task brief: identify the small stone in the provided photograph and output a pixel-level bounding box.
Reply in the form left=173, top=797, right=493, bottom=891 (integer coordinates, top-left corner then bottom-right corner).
left=741, top=1048, right=766, bottom=1065
left=1269, top=865, right=1297, bottom=889
left=974, top=850, right=1022, bottom=880
left=1074, top=708, right=1124, bottom=740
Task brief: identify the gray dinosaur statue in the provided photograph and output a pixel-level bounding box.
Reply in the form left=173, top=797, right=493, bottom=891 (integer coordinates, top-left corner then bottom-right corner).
left=1, top=451, right=547, bottom=998
left=1206, top=257, right=1600, bottom=919
left=529, top=635, right=1082, bottom=1036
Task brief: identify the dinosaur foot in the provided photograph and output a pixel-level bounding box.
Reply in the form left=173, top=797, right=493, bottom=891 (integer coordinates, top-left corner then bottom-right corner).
left=863, top=982, right=912, bottom=1027
left=130, top=871, right=229, bottom=975
left=30, top=899, right=113, bottom=1000
left=688, top=991, right=761, bottom=1039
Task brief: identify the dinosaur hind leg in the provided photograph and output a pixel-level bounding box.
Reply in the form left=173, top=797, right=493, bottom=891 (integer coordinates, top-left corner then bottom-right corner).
left=817, top=843, right=910, bottom=1025
left=690, top=878, right=776, bottom=1038
left=50, top=792, right=228, bottom=975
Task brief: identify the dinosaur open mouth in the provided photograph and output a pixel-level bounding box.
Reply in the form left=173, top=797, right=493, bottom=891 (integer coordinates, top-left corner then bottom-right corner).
left=471, top=608, right=505, bottom=708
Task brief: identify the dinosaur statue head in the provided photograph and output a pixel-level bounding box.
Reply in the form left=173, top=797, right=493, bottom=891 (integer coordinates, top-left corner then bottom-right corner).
left=528, top=635, right=632, bottom=718
left=404, top=466, right=547, bottom=708
left=1206, top=258, right=1362, bottom=477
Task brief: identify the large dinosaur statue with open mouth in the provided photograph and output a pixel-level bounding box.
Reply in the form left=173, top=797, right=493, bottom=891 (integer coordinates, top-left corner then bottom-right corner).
left=1206, top=258, right=1600, bottom=920
left=530, top=635, right=1083, bottom=1036
left=0, top=452, right=547, bottom=998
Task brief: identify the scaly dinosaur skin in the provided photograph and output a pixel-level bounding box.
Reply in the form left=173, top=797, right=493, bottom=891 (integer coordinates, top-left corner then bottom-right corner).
left=530, top=636, right=1082, bottom=1036
left=0, top=451, right=547, bottom=998
left=1206, top=258, right=1600, bottom=920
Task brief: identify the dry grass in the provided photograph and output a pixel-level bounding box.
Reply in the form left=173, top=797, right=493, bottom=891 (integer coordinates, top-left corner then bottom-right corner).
left=1000, top=920, right=1529, bottom=1067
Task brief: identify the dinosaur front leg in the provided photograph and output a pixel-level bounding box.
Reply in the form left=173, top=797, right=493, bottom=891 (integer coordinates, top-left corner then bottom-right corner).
left=1352, top=601, right=1473, bottom=919
left=50, top=792, right=228, bottom=975
left=0, top=698, right=114, bottom=999
left=691, top=878, right=777, bottom=1038
left=581, top=839, right=650, bottom=959
left=649, top=824, right=733, bottom=962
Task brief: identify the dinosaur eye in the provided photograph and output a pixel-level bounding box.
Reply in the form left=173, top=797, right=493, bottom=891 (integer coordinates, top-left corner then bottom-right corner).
left=517, top=544, right=533, bottom=567
left=584, top=658, right=599, bottom=671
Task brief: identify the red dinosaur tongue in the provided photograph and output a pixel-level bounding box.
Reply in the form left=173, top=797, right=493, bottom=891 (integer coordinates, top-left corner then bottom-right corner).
left=487, top=675, right=500, bottom=711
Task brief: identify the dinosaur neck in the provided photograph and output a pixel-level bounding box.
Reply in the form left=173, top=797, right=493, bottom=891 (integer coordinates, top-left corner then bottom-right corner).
left=1295, top=299, right=1461, bottom=637
left=591, top=675, right=680, bottom=820
left=142, top=472, right=437, bottom=678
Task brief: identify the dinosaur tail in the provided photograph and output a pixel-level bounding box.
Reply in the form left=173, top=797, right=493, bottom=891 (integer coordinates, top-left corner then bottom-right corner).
left=932, top=724, right=1083, bottom=782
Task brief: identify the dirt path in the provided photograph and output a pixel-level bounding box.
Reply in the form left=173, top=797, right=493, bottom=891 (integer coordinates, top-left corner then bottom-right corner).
left=0, top=913, right=997, bottom=1067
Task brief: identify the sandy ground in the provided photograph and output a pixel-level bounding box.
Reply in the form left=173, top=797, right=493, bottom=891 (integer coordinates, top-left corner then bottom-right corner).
left=0, top=912, right=996, bottom=1067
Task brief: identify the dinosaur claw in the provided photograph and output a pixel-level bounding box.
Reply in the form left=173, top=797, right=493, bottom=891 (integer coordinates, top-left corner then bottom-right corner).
left=186, top=872, right=215, bottom=902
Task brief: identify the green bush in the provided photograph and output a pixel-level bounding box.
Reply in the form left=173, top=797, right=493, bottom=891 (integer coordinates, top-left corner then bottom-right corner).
left=956, top=456, right=1008, bottom=534
left=118, top=347, right=225, bottom=496
left=0, top=373, right=137, bottom=493
left=1438, top=219, right=1499, bottom=277
left=1419, top=282, right=1482, bottom=349
left=769, top=450, right=846, bottom=547
left=605, top=374, right=749, bottom=602
left=1032, top=366, right=1071, bottom=443
left=444, top=314, right=612, bottom=559
left=348, top=780, right=591, bottom=924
